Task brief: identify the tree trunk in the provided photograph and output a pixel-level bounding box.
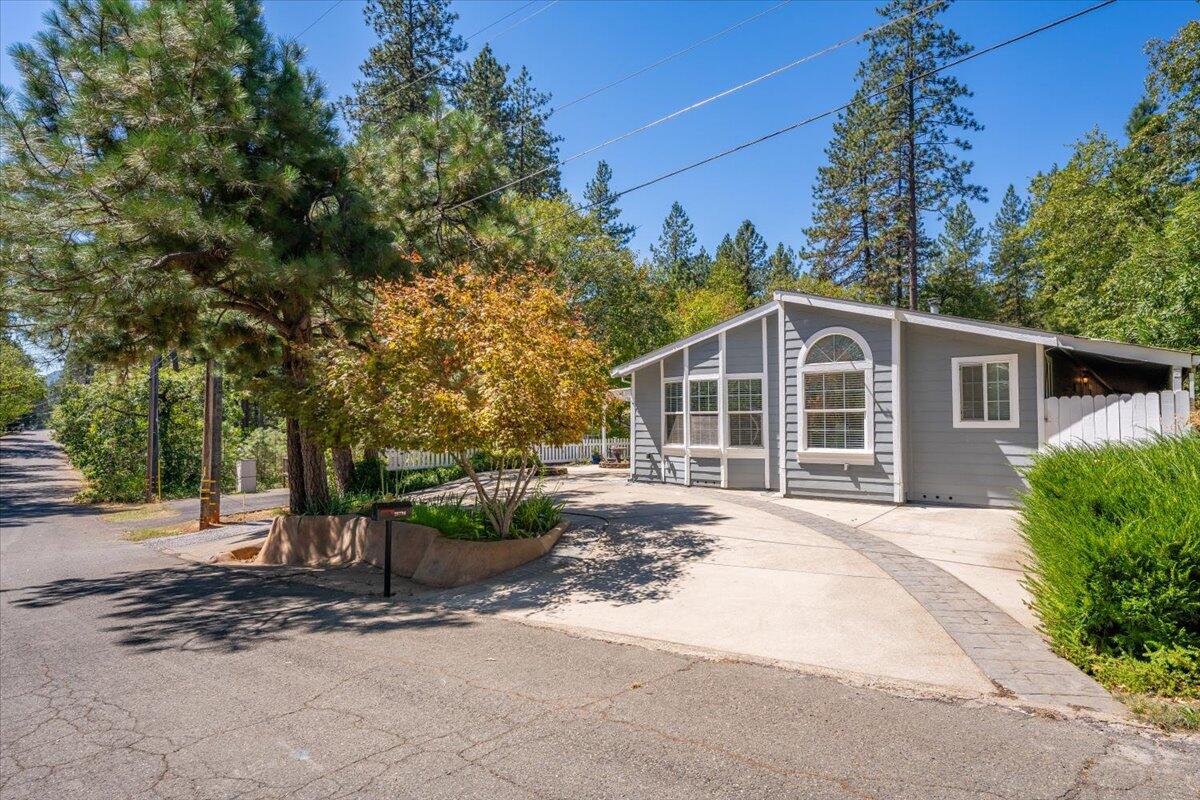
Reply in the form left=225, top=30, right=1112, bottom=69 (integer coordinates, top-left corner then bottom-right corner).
left=285, top=417, right=307, bottom=514
left=146, top=354, right=160, bottom=504
left=300, top=425, right=329, bottom=510
left=199, top=360, right=222, bottom=528
left=363, top=447, right=379, bottom=463
left=332, top=444, right=354, bottom=495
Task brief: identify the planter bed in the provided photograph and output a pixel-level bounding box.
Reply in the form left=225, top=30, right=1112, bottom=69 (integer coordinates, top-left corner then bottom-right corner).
left=256, top=513, right=567, bottom=588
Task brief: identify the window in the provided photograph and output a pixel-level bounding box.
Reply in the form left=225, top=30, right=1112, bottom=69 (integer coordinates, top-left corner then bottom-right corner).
left=727, top=377, right=763, bottom=447
left=663, top=380, right=684, bottom=445
left=951, top=354, right=1019, bottom=428
left=689, top=378, right=719, bottom=446
left=798, top=328, right=873, bottom=462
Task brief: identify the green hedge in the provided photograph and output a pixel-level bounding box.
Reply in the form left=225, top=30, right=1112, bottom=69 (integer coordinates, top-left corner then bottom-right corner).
left=1020, top=434, right=1200, bottom=697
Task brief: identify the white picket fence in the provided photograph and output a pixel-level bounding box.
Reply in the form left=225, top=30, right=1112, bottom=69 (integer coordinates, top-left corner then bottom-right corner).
left=385, top=437, right=631, bottom=471
left=1045, top=390, right=1192, bottom=448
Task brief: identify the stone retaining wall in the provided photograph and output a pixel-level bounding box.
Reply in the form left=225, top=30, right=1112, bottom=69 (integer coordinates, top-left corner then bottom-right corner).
left=257, top=514, right=567, bottom=588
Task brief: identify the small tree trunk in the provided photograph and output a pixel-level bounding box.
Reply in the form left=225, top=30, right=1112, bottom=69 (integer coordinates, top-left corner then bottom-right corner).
left=300, top=425, right=330, bottom=510
left=199, top=360, right=222, bottom=528
left=332, top=444, right=354, bottom=495
left=285, top=417, right=307, bottom=514
left=146, top=354, right=160, bottom=503
left=363, top=447, right=379, bottom=463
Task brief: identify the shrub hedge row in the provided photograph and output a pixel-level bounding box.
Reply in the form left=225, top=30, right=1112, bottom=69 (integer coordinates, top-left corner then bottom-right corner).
left=1020, top=434, right=1200, bottom=697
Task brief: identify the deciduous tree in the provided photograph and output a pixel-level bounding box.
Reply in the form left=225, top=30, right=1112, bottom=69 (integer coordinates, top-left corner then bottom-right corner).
left=0, top=338, right=44, bottom=429
left=319, top=266, right=608, bottom=538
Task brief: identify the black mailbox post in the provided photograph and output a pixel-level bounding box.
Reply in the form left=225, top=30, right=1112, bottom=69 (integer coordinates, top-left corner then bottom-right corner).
left=371, top=500, right=411, bottom=597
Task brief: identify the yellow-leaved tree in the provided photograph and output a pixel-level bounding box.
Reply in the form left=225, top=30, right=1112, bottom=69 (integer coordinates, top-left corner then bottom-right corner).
left=320, top=265, right=608, bottom=538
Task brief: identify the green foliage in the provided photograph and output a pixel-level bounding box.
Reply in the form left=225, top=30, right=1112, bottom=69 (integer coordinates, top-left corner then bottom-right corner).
left=924, top=201, right=995, bottom=319
left=0, top=338, right=44, bottom=429
left=409, top=489, right=562, bottom=541
left=1020, top=435, right=1200, bottom=698
left=764, top=243, right=798, bottom=295
left=584, top=161, right=635, bottom=247
left=347, top=0, right=466, bottom=128
left=650, top=202, right=703, bottom=290
left=1027, top=20, right=1199, bottom=352
left=236, top=427, right=288, bottom=491
left=987, top=185, right=1037, bottom=326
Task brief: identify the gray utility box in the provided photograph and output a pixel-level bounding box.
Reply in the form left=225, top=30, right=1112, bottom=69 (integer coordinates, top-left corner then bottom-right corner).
left=236, top=458, right=257, bottom=493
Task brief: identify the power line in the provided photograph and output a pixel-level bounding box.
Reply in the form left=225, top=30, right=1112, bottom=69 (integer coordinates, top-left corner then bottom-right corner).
left=291, top=0, right=344, bottom=43
left=361, top=0, right=560, bottom=113
left=463, top=0, right=538, bottom=41
left=450, top=0, right=942, bottom=213
left=551, top=0, right=793, bottom=116
left=492, top=0, right=1118, bottom=248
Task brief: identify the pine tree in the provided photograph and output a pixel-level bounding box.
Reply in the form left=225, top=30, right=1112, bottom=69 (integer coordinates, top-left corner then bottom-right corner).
left=455, top=45, right=514, bottom=136
left=730, top=220, right=769, bottom=301
left=924, top=201, right=993, bottom=319
left=347, top=0, right=466, bottom=130
left=584, top=161, right=635, bottom=246
left=804, top=92, right=894, bottom=302
left=508, top=66, right=562, bottom=197
left=765, top=243, right=798, bottom=293
left=1, top=0, right=395, bottom=512
left=650, top=202, right=700, bottom=289
left=987, top=185, right=1036, bottom=326
left=860, top=0, right=984, bottom=309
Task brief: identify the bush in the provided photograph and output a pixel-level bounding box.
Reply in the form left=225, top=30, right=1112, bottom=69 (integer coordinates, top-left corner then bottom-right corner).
left=408, top=490, right=563, bottom=541
left=1020, top=434, right=1200, bottom=698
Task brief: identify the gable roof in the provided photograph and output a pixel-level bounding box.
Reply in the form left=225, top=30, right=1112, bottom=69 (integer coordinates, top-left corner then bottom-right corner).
left=610, top=291, right=1198, bottom=377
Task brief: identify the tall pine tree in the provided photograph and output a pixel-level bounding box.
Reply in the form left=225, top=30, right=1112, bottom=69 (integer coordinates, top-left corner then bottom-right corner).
left=924, top=201, right=993, bottom=319
left=584, top=161, right=635, bottom=246
left=508, top=66, right=562, bottom=197
left=347, top=0, right=466, bottom=129
left=650, top=202, right=701, bottom=289
left=455, top=45, right=514, bottom=137
left=804, top=92, right=894, bottom=302
left=765, top=243, right=799, bottom=293
left=860, top=0, right=984, bottom=308
left=987, top=185, right=1036, bottom=326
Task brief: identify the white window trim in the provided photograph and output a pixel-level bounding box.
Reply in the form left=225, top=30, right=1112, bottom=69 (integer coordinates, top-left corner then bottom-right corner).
left=662, top=376, right=685, bottom=452
left=797, top=326, right=875, bottom=464
left=725, top=372, right=766, bottom=452
left=951, top=353, right=1020, bottom=429
left=686, top=374, right=721, bottom=450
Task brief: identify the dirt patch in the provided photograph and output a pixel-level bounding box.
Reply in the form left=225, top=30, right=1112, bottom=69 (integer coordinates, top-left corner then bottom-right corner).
left=124, top=520, right=200, bottom=541
left=224, top=506, right=287, bottom=523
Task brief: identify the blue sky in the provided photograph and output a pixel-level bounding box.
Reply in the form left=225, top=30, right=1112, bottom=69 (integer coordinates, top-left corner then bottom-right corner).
left=2, top=0, right=1195, bottom=263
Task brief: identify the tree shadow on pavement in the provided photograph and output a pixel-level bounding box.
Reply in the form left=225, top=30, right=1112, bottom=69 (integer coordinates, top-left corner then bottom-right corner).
left=4, top=563, right=471, bottom=654
left=440, top=494, right=724, bottom=615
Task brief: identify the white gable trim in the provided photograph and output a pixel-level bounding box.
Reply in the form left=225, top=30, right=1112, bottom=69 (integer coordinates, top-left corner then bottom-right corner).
left=611, top=302, right=777, bottom=377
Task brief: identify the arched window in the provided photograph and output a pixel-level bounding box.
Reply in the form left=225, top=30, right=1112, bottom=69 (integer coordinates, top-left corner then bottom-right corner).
left=798, top=328, right=874, bottom=460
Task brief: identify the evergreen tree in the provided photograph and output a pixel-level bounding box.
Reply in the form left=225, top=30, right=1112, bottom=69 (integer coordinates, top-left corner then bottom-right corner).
left=924, top=202, right=993, bottom=319
left=650, top=202, right=700, bottom=289
left=765, top=243, right=799, bottom=294
left=0, top=0, right=394, bottom=512
left=454, top=49, right=560, bottom=198
left=455, top=45, right=514, bottom=137
left=584, top=161, right=635, bottom=246
left=729, top=220, right=769, bottom=301
left=508, top=66, right=562, bottom=197
left=347, top=0, right=466, bottom=130
left=860, top=0, right=984, bottom=308
left=804, top=93, right=894, bottom=302
left=987, top=185, right=1036, bottom=326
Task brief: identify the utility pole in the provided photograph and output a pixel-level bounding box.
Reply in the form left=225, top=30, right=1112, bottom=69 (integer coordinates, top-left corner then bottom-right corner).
left=199, top=359, right=223, bottom=528
left=146, top=354, right=161, bottom=504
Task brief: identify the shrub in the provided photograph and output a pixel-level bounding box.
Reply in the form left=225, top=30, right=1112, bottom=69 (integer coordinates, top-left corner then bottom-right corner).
left=1020, top=434, right=1200, bottom=698
left=408, top=490, right=564, bottom=541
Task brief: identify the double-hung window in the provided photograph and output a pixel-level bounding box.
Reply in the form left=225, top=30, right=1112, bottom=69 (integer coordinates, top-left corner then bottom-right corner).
left=689, top=378, right=719, bottom=446
left=727, top=377, right=763, bottom=448
left=663, top=380, right=684, bottom=445
left=798, top=329, right=874, bottom=462
left=951, top=354, right=1019, bottom=428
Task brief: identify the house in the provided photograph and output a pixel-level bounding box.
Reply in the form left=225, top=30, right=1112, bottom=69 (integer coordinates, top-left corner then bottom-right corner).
left=610, top=291, right=1197, bottom=508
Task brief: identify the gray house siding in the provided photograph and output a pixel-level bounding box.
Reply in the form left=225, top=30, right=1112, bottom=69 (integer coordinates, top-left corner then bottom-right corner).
left=766, top=310, right=780, bottom=491
left=725, top=321, right=762, bottom=373
left=663, top=351, right=684, bottom=379
left=782, top=305, right=895, bottom=502
left=664, top=455, right=686, bottom=485
left=631, top=364, right=661, bottom=481
left=689, top=456, right=721, bottom=485
left=690, top=335, right=720, bottom=373
left=904, top=326, right=1039, bottom=507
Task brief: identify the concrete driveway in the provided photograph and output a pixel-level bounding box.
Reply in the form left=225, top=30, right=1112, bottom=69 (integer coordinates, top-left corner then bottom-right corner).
left=441, top=467, right=1117, bottom=714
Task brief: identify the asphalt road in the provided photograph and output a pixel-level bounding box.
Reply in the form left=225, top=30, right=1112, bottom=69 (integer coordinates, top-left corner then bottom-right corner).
left=2, top=429, right=1197, bottom=799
